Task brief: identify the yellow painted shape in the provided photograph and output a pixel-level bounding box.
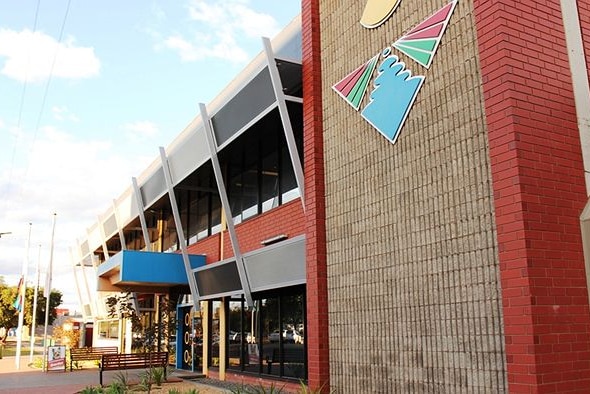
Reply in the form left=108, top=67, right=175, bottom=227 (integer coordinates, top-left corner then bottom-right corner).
left=360, top=0, right=402, bottom=29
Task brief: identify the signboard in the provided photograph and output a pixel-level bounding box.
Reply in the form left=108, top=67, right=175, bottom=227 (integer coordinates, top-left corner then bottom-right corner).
left=46, top=345, right=66, bottom=372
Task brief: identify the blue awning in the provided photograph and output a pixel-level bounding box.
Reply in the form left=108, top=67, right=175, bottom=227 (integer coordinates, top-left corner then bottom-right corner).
left=97, top=250, right=205, bottom=292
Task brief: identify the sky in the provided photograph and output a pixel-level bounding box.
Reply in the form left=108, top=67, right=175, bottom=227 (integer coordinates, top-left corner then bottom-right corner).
left=0, top=0, right=300, bottom=314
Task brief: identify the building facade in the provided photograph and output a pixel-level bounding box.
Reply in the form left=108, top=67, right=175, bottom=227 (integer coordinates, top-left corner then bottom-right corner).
left=71, top=0, right=590, bottom=392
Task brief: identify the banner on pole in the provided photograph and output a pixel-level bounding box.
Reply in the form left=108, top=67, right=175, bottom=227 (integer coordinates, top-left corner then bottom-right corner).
left=12, top=276, right=24, bottom=312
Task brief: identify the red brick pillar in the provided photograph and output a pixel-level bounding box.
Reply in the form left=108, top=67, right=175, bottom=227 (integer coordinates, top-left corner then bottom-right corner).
left=302, top=0, right=330, bottom=391
left=474, top=0, right=590, bottom=392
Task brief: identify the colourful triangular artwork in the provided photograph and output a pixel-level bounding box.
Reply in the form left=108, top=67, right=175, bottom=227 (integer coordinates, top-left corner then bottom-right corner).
left=392, top=0, right=458, bottom=68
left=361, top=55, right=424, bottom=145
left=332, top=54, right=379, bottom=111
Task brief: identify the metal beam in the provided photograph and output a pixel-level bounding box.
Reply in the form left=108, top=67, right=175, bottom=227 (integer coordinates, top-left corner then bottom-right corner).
left=97, top=214, right=110, bottom=262
left=113, top=199, right=127, bottom=250
left=199, top=103, right=253, bottom=307
left=262, top=36, right=305, bottom=210
left=159, top=147, right=201, bottom=310
left=131, top=177, right=152, bottom=252
left=69, top=248, right=86, bottom=320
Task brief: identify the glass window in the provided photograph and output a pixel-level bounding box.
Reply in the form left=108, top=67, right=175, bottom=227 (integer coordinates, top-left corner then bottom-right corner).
left=261, top=297, right=280, bottom=377
left=228, top=300, right=243, bottom=369
left=223, top=286, right=306, bottom=380
left=210, top=196, right=222, bottom=235
left=280, top=143, right=300, bottom=204
left=196, top=193, right=209, bottom=240
left=280, top=294, right=305, bottom=379
left=97, top=320, right=119, bottom=339
left=209, top=301, right=221, bottom=367
left=261, top=149, right=280, bottom=212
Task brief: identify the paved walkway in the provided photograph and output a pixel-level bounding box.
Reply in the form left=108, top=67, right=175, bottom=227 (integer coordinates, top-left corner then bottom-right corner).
left=0, top=355, right=223, bottom=394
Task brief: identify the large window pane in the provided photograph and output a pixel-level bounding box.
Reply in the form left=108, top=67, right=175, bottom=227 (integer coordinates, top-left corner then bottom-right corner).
left=280, top=294, right=305, bottom=379
left=261, top=149, right=280, bottom=212
left=228, top=300, right=242, bottom=369
left=261, top=297, right=280, bottom=376
left=210, top=301, right=221, bottom=367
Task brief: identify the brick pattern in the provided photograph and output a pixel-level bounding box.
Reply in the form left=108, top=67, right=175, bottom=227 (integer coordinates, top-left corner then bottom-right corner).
left=302, top=0, right=331, bottom=391
left=221, top=200, right=305, bottom=258
left=187, top=233, right=221, bottom=264
left=474, top=0, right=590, bottom=392
left=320, top=0, right=506, bottom=392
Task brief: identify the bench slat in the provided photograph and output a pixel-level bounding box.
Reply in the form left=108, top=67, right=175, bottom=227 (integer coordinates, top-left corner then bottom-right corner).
left=70, top=347, right=119, bottom=371
left=99, top=352, right=168, bottom=386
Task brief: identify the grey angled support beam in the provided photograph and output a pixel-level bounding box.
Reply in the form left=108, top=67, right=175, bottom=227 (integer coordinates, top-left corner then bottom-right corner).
left=199, top=103, right=253, bottom=307
left=159, top=147, right=201, bottom=311
left=262, top=36, right=305, bottom=210
left=131, top=177, right=152, bottom=252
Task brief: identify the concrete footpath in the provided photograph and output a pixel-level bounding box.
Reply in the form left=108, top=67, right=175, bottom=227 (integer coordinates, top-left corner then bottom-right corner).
left=0, top=355, right=151, bottom=393
left=0, top=355, right=224, bottom=394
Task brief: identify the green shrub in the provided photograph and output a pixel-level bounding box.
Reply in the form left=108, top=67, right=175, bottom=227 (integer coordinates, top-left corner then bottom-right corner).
left=112, top=371, right=130, bottom=389
left=105, top=381, right=126, bottom=394
left=297, top=381, right=333, bottom=394
left=80, top=386, right=104, bottom=394
left=151, top=366, right=166, bottom=386
left=230, top=383, right=284, bottom=394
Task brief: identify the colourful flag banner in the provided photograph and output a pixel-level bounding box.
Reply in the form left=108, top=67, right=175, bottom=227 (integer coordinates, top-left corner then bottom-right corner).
left=12, top=276, right=24, bottom=312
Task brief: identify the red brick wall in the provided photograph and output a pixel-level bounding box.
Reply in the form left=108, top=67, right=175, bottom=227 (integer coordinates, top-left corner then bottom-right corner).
left=474, top=1, right=590, bottom=392
left=187, top=233, right=221, bottom=264
left=302, top=0, right=330, bottom=392
left=221, top=200, right=305, bottom=258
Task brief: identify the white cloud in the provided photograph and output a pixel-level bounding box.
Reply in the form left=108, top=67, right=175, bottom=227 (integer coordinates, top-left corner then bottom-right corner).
left=0, top=28, right=100, bottom=82
left=121, top=120, right=160, bottom=141
left=164, top=32, right=248, bottom=63
left=162, top=0, right=280, bottom=63
left=0, top=125, right=151, bottom=312
left=51, top=106, right=79, bottom=122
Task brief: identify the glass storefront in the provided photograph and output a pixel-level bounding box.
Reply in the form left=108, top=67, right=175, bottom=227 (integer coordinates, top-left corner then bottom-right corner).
left=224, top=285, right=306, bottom=380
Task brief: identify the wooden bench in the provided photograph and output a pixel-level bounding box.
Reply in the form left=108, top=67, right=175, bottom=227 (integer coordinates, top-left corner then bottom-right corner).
left=99, top=352, right=168, bottom=386
left=69, top=347, right=119, bottom=371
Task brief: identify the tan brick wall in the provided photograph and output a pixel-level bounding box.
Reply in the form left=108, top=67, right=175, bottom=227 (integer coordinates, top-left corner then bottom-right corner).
left=320, top=0, right=507, bottom=392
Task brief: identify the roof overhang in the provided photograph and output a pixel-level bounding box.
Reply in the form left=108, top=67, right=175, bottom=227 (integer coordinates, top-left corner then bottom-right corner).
left=97, top=250, right=205, bottom=292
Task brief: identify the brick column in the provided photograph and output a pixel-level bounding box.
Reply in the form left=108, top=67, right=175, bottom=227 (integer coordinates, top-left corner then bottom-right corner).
left=301, top=0, right=330, bottom=391
left=474, top=0, right=590, bottom=392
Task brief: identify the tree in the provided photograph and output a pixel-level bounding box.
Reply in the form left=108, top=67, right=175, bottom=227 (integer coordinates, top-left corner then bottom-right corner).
left=106, top=292, right=176, bottom=353
left=0, top=282, right=63, bottom=343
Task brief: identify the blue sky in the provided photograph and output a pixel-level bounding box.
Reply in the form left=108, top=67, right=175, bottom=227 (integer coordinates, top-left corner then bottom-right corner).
left=0, top=0, right=300, bottom=312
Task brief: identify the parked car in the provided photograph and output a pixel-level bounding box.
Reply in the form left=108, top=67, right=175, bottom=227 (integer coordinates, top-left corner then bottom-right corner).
left=268, top=330, right=281, bottom=342
left=233, top=332, right=253, bottom=343
left=283, top=329, right=296, bottom=343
